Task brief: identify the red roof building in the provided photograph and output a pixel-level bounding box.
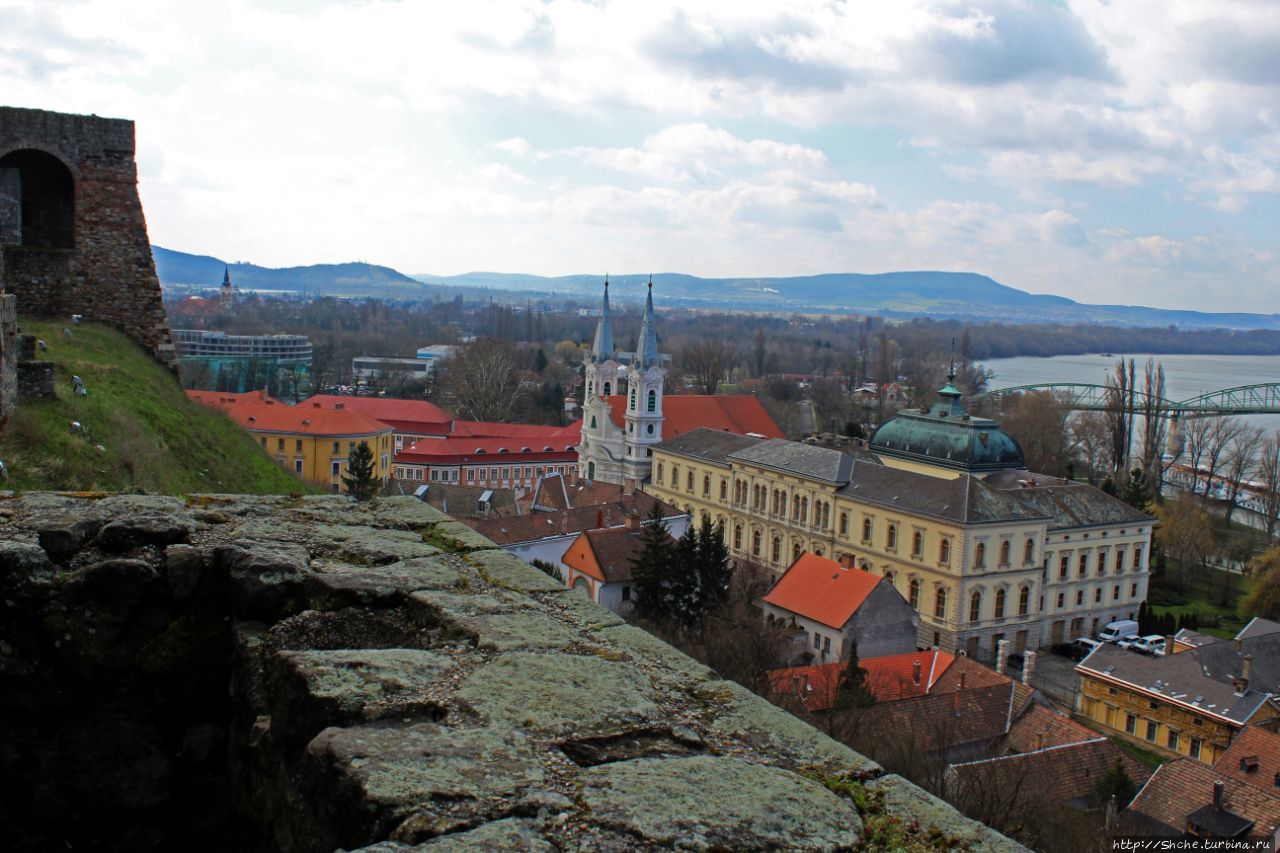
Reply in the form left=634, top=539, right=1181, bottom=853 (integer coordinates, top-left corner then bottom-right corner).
left=560, top=522, right=676, bottom=614
left=604, top=394, right=782, bottom=441
left=765, top=649, right=956, bottom=712
left=762, top=552, right=918, bottom=662
left=300, top=394, right=454, bottom=450
left=394, top=436, right=578, bottom=492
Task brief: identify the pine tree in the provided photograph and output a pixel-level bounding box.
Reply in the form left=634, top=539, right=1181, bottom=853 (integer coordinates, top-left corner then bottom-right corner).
left=695, top=515, right=733, bottom=616
left=1094, top=758, right=1137, bottom=808
left=831, top=641, right=876, bottom=711
left=342, top=440, right=378, bottom=502
left=1137, top=602, right=1149, bottom=634
left=630, top=502, right=675, bottom=622
left=672, top=523, right=702, bottom=624
left=1120, top=467, right=1152, bottom=510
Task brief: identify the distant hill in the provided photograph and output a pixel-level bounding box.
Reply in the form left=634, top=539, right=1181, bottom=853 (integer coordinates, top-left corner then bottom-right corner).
left=152, top=246, right=1280, bottom=330
left=0, top=319, right=313, bottom=494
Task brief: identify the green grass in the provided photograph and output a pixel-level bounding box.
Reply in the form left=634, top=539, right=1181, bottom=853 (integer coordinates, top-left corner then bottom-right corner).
left=1108, top=736, right=1168, bottom=771
left=1148, top=562, right=1252, bottom=639
left=0, top=320, right=313, bottom=495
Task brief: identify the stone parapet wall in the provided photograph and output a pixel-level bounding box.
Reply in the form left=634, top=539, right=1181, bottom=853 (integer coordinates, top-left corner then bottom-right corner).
left=0, top=493, right=1023, bottom=851
left=0, top=294, right=14, bottom=424
left=0, top=106, right=174, bottom=367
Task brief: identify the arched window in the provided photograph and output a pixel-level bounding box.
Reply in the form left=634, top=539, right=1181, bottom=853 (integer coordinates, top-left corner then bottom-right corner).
left=703, top=475, right=711, bottom=496
left=733, top=524, right=742, bottom=550
left=780, top=493, right=788, bottom=516
left=752, top=530, right=761, bottom=557
left=1023, top=539, right=1034, bottom=564
left=572, top=576, right=593, bottom=600
left=823, top=502, right=831, bottom=528
left=838, top=512, right=849, bottom=536
left=912, top=531, right=923, bottom=558
left=603, top=382, right=611, bottom=396
left=975, top=542, right=986, bottom=568
left=589, top=416, right=597, bottom=429
left=995, top=588, right=1006, bottom=618
left=629, top=388, right=636, bottom=410
left=999, top=540, right=1011, bottom=565
left=934, top=588, right=947, bottom=619
left=884, top=570, right=894, bottom=585
left=940, top=539, right=951, bottom=564
left=909, top=579, right=920, bottom=609
left=969, top=591, right=981, bottom=623
left=671, top=465, right=679, bottom=486
left=1018, top=586, right=1030, bottom=616
left=887, top=524, right=898, bottom=551
left=862, top=517, right=872, bottom=542
left=686, top=470, right=694, bottom=491
left=719, top=479, right=727, bottom=501
left=0, top=149, right=76, bottom=248
left=771, top=536, right=781, bottom=563
left=647, top=389, right=656, bottom=412
left=587, top=461, right=595, bottom=480
left=793, top=542, right=802, bottom=562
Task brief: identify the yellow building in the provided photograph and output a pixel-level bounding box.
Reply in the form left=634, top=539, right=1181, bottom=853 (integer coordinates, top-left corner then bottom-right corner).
left=188, top=392, right=393, bottom=492
left=644, top=373, right=1154, bottom=658
left=1077, top=629, right=1280, bottom=764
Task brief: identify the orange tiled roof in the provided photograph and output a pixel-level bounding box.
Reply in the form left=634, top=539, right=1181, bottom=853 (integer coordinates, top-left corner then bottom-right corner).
left=1004, top=702, right=1100, bottom=753
left=1127, top=758, right=1280, bottom=841
left=300, top=395, right=454, bottom=434
left=762, top=552, right=882, bottom=629
left=564, top=526, right=675, bottom=584
left=1217, top=726, right=1280, bottom=792
left=451, top=420, right=582, bottom=440
left=204, top=398, right=391, bottom=437
left=185, top=388, right=277, bottom=407
left=397, top=436, right=577, bottom=465
left=765, top=650, right=954, bottom=712
left=605, top=395, right=782, bottom=440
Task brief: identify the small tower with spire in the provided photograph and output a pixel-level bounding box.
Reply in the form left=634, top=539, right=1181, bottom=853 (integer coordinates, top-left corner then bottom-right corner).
left=622, top=276, right=665, bottom=483
left=579, top=275, right=623, bottom=482
left=218, top=265, right=237, bottom=312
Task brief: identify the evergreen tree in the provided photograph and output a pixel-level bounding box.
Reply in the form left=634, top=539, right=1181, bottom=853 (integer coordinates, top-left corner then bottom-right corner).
left=671, top=523, right=702, bottom=624
left=1094, top=758, right=1137, bottom=808
left=831, top=641, right=876, bottom=711
left=1137, top=602, right=1149, bottom=634
left=1120, top=467, right=1152, bottom=510
left=630, top=502, right=676, bottom=622
left=695, top=515, right=733, bottom=616
left=1100, top=475, right=1118, bottom=497
left=342, top=440, right=378, bottom=502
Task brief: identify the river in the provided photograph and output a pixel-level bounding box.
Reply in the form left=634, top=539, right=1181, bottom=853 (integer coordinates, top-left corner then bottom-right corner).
left=979, top=353, right=1280, bottom=434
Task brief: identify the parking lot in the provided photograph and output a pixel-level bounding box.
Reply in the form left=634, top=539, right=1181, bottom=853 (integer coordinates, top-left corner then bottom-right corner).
left=1028, top=649, right=1083, bottom=711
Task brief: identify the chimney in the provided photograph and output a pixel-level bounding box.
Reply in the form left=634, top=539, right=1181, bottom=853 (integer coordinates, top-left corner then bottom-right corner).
left=1022, top=651, right=1037, bottom=686
left=912, top=660, right=922, bottom=685
left=1242, top=654, right=1254, bottom=691
left=625, top=512, right=639, bottom=530
left=953, top=687, right=962, bottom=716
left=1165, top=635, right=1174, bottom=656
left=1236, top=637, right=1243, bottom=652
left=596, top=509, right=604, bottom=529
left=1213, top=780, right=1225, bottom=811
left=995, top=639, right=1010, bottom=675
left=560, top=510, right=569, bottom=535
left=959, top=671, right=966, bottom=690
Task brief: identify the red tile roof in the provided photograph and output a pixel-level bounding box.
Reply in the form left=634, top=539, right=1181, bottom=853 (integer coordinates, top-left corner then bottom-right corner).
left=762, top=552, right=882, bottom=629
left=450, top=420, right=582, bottom=440
left=950, top=737, right=1152, bottom=805
left=300, top=395, right=454, bottom=435
left=765, top=650, right=955, bottom=712
left=605, top=395, right=782, bottom=440
left=397, top=436, right=577, bottom=466
left=189, top=394, right=391, bottom=437
left=1217, top=726, right=1280, bottom=792
left=1003, top=702, right=1100, bottom=753
left=1127, top=758, right=1280, bottom=841
left=185, top=388, right=277, bottom=407
left=462, top=493, right=683, bottom=546
left=564, top=526, right=674, bottom=584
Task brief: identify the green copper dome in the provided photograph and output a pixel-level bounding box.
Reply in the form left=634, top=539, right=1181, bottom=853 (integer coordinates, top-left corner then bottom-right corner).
left=870, top=372, right=1025, bottom=473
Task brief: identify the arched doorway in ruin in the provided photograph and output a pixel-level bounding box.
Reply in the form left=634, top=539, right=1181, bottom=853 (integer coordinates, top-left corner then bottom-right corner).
left=0, top=148, right=76, bottom=249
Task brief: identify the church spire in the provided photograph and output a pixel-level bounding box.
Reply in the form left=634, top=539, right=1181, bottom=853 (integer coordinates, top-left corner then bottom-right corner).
left=222, top=265, right=231, bottom=288
left=634, top=275, right=658, bottom=369
left=590, top=274, right=614, bottom=362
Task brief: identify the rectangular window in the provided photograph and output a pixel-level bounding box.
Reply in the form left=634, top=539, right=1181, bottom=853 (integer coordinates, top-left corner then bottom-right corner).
left=294, top=459, right=303, bottom=474
left=1145, top=720, right=1158, bottom=742
left=1125, top=714, right=1137, bottom=735
left=823, top=636, right=831, bottom=654
left=296, top=439, right=303, bottom=452
left=331, top=461, right=341, bottom=476
left=1167, top=730, right=1179, bottom=751
left=1056, top=592, right=1065, bottom=609
left=1189, top=738, right=1202, bottom=760
left=1133, top=548, right=1143, bottom=569
left=622, top=586, right=631, bottom=601
left=657, top=462, right=664, bottom=482
left=813, top=632, right=821, bottom=649
left=1131, top=583, right=1138, bottom=598
left=1076, top=590, right=1084, bottom=606
left=1113, top=585, right=1120, bottom=600
left=332, top=442, right=340, bottom=455
left=1116, top=549, right=1125, bottom=572
left=1078, top=553, right=1088, bottom=576
left=1095, top=588, right=1102, bottom=603
left=1059, top=554, right=1069, bottom=579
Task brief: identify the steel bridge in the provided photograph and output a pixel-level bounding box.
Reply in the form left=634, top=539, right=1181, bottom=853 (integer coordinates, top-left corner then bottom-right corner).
left=970, top=382, right=1280, bottom=416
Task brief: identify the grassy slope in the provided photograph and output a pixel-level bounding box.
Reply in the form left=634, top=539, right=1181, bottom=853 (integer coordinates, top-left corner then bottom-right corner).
left=0, top=320, right=312, bottom=494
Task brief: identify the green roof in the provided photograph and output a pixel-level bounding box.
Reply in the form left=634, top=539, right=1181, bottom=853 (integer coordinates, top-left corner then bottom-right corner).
left=870, top=376, right=1025, bottom=473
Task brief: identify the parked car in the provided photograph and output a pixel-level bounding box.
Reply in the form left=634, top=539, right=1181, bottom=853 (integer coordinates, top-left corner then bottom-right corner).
left=1131, top=635, right=1167, bottom=656
left=1116, top=635, right=1144, bottom=651
left=1099, top=620, right=1141, bottom=644
left=1072, top=637, right=1102, bottom=660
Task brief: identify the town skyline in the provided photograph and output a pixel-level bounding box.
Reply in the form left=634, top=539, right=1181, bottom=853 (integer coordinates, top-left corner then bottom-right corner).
left=3, top=0, right=1279, bottom=312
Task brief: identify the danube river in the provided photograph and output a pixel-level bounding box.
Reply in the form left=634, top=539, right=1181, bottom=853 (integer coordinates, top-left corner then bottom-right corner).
left=979, top=353, right=1280, bottom=433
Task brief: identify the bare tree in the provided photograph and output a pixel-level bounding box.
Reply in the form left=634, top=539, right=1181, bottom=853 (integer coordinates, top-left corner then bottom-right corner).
left=1223, top=425, right=1265, bottom=526
left=1257, top=432, right=1280, bottom=543
left=1137, top=359, right=1171, bottom=487
left=1000, top=390, right=1072, bottom=477
left=1183, top=416, right=1215, bottom=496
left=1071, top=412, right=1113, bottom=484
left=681, top=339, right=737, bottom=395
left=438, top=339, right=524, bottom=422
left=1201, top=417, right=1246, bottom=500
left=1103, top=358, right=1137, bottom=476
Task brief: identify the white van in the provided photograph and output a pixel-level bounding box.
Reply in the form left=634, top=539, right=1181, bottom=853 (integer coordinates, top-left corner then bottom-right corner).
left=1099, top=620, right=1140, bottom=644
left=1131, top=635, right=1167, bottom=656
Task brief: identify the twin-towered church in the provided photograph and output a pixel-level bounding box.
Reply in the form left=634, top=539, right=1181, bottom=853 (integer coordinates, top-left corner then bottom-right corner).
left=576, top=277, right=783, bottom=487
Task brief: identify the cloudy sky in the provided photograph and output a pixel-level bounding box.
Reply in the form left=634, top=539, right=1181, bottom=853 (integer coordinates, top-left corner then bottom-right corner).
left=3, top=0, right=1279, bottom=312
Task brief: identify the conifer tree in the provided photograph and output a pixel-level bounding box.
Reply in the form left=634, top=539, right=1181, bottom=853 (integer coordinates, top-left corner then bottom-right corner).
left=342, top=440, right=378, bottom=502
left=672, top=523, right=702, bottom=624
left=695, top=515, right=733, bottom=615
left=831, top=641, right=876, bottom=711
left=630, top=502, right=675, bottom=622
